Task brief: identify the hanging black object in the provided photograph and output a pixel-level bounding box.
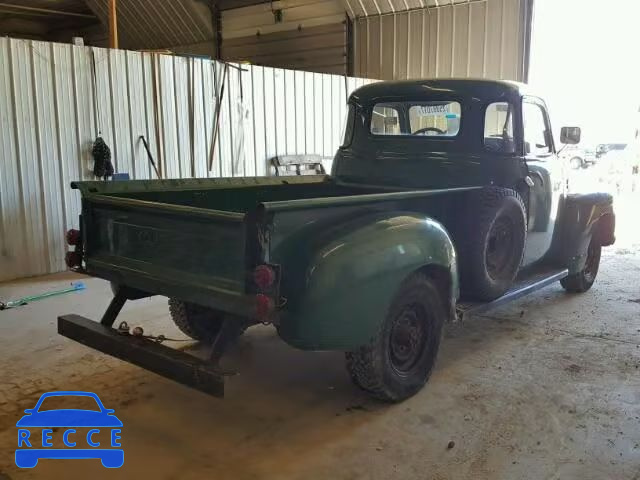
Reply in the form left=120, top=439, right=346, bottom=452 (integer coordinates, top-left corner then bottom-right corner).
left=92, top=136, right=114, bottom=179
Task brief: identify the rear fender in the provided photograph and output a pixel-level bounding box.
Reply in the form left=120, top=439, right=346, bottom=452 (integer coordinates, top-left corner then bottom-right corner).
left=549, top=193, right=615, bottom=273
left=275, top=212, right=458, bottom=351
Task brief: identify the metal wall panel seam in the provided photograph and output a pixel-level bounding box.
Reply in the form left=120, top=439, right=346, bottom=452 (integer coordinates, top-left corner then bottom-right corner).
left=0, top=38, right=20, bottom=279
left=49, top=43, right=69, bottom=269
left=225, top=64, right=236, bottom=176
left=172, top=56, right=183, bottom=178
left=105, top=48, right=117, bottom=172
left=419, top=10, right=425, bottom=77
left=482, top=0, right=488, bottom=77
left=30, top=42, right=55, bottom=272
left=466, top=4, right=471, bottom=76
left=141, top=53, right=153, bottom=179
left=10, top=41, right=38, bottom=276
left=434, top=7, right=440, bottom=77
left=124, top=51, right=135, bottom=179
left=499, top=0, right=505, bottom=78
left=450, top=6, right=455, bottom=76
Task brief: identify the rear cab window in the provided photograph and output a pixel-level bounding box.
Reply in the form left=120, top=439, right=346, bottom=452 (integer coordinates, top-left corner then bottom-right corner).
left=370, top=101, right=462, bottom=137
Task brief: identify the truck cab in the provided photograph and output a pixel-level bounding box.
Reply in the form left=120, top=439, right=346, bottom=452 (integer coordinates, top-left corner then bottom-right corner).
left=333, top=79, right=596, bottom=272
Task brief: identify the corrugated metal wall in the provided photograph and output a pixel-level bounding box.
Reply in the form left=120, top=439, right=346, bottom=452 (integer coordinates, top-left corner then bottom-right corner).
left=0, top=37, right=374, bottom=282
left=221, top=0, right=349, bottom=74
left=354, top=0, right=527, bottom=81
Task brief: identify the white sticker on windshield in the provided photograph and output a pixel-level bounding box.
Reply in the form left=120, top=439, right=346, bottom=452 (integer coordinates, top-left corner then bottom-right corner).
left=417, top=104, right=450, bottom=115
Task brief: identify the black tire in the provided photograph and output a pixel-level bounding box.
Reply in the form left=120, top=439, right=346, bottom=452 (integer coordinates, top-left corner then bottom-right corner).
left=561, top=240, right=601, bottom=293
left=345, top=273, right=446, bottom=402
left=457, top=187, right=527, bottom=301
left=168, top=299, right=227, bottom=342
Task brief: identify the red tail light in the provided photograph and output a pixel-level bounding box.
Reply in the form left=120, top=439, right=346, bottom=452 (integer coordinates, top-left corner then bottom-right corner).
left=65, top=251, right=82, bottom=269
left=66, top=229, right=81, bottom=246
left=255, top=294, right=275, bottom=319
left=253, top=264, right=276, bottom=290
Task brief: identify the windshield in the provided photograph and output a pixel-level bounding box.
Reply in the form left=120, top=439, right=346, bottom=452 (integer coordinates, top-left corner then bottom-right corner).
left=370, top=101, right=462, bottom=137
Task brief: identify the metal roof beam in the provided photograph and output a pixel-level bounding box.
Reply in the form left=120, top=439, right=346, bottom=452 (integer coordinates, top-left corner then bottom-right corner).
left=0, top=2, right=96, bottom=19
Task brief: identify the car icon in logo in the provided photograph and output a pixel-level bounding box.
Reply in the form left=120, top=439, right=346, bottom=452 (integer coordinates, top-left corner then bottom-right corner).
left=16, top=391, right=123, bottom=468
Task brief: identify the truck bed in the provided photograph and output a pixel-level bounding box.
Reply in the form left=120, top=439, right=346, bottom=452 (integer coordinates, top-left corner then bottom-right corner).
left=73, top=175, right=478, bottom=316
left=84, top=175, right=378, bottom=212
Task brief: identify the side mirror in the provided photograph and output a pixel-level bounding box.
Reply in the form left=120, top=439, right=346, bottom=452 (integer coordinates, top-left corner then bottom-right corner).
left=24, top=409, right=33, bottom=414
left=560, top=126, right=581, bottom=144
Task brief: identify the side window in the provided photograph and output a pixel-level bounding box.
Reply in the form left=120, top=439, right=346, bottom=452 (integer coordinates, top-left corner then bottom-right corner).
left=523, top=101, right=551, bottom=155
left=484, top=102, right=514, bottom=153
left=370, top=105, right=401, bottom=135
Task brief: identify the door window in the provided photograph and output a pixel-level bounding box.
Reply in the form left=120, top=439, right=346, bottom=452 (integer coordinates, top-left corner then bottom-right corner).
left=484, top=102, right=515, bottom=153
left=523, top=101, right=552, bottom=156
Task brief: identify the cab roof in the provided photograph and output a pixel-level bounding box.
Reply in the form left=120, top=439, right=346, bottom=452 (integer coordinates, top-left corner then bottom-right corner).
left=350, top=78, right=535, bottom=104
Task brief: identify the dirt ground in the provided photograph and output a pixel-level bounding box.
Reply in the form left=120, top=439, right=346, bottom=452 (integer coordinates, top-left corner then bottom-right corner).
left=1, top=189, right=639, bottom=480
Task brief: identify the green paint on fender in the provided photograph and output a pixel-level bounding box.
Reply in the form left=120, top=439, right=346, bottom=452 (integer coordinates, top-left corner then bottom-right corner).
left=273, top=211, right=457, bottom=350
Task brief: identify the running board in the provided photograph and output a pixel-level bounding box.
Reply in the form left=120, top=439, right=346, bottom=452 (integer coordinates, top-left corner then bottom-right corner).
left=58, top=314, right=224, bottom=397
left=457, top=268, right=568, bottom=320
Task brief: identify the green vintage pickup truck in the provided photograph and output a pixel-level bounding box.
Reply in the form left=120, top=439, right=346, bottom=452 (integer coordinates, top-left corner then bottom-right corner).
left=59, top=79, right=615, bottom=402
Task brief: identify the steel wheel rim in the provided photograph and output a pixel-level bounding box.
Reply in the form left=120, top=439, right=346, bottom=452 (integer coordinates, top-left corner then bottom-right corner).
left=486, top=216, right=515, bottom=280
left=583, top=243, right=599, bottom=283
left=388, top=303, right=431, bottom=376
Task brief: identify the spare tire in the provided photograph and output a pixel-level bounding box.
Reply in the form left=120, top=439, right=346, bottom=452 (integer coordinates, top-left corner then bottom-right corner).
left=457, top=187, right=526, bottom=301
left=168, top=299, right=234, bottom=343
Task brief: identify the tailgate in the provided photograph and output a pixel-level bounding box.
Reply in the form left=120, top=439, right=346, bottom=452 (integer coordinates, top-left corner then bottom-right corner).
left=82, top=194, right=252, bottom=315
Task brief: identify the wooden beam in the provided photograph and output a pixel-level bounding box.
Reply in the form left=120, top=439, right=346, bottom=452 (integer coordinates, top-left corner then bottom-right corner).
left=108, top=0, right=118, bottom=48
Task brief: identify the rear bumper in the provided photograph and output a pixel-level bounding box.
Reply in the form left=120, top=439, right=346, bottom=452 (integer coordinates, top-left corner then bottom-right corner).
left=58, top=314, right=224, bottom=397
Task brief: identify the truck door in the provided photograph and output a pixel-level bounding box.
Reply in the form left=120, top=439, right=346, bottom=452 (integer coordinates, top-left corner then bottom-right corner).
left=521, top=97, right=564, bottom=266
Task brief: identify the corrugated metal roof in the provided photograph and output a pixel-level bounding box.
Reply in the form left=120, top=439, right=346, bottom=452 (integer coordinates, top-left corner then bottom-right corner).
left=344, top=0, right=484, bottom=18
left=0, top=0, right=99, bottom=40
left=84, top=0, right=214, bottom=49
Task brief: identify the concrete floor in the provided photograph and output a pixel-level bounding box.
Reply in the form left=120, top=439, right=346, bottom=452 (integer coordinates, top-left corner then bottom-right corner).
left=1, top=193, right=639, bottom=479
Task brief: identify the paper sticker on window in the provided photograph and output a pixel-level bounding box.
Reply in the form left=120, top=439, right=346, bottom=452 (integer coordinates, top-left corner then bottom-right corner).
left=417, top=104, right=450, bottom=115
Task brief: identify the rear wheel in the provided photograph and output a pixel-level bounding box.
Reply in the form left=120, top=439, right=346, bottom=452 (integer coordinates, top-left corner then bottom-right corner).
left=561, top=240, right=602, bottom=293
left=345, top=273, right=446, bottom=402
left=168, top=299, right=239, bottom=343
